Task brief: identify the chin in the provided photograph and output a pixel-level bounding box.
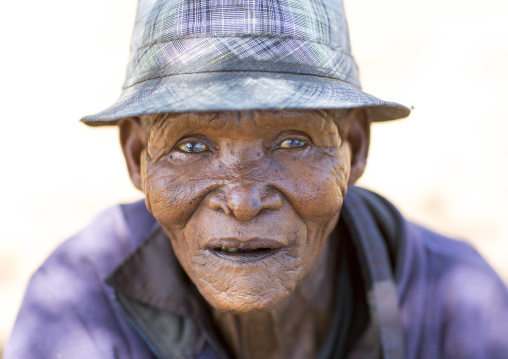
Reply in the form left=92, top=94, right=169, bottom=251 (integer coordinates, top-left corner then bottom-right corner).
left=188, top=251, right=302, bottom=315
left=205, top=286, right=292, bottom=315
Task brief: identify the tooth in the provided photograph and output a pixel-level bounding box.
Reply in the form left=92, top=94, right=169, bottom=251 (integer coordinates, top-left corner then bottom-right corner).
left=219, top=247, right=238, bottom=252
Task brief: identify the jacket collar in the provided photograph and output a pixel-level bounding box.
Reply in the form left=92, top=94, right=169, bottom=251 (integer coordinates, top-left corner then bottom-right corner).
left=105, top=223, right=202, bottom=318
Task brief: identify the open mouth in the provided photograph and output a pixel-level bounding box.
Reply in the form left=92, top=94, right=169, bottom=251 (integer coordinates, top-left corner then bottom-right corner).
left=209, top=247, right=280, bottom=263
left=206, top=237, right=285, bottom=263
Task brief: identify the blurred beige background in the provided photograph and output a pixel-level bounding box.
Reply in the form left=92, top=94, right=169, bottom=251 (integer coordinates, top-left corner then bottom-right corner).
left=0, top=0, right=507, bottom=353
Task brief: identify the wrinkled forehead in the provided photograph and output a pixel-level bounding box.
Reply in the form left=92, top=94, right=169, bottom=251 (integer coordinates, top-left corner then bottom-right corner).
left=147, top=110, right=341, bottom=142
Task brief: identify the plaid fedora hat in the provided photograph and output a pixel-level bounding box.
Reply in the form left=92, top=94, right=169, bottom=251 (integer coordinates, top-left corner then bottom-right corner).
left=81, top=0, right=410, bottom=126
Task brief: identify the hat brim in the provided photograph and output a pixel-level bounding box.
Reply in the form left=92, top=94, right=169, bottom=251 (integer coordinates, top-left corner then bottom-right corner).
left=81, top=72, right=410, bottom=126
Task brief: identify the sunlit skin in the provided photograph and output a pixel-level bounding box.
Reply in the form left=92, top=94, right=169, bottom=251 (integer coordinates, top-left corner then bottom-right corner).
left=119, top=109, right=370, bottom=358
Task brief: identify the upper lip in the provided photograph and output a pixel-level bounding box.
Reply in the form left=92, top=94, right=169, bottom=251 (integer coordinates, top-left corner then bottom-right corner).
left=205, top=238, right=285, bottom=250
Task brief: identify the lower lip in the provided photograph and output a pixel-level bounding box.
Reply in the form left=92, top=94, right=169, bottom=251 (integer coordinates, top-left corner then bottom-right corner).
left=208, top=248, right=281, bottom=263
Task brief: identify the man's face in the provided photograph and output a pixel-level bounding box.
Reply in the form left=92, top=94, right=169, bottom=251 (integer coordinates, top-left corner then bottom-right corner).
left=123, top=110, right=368, bottom=314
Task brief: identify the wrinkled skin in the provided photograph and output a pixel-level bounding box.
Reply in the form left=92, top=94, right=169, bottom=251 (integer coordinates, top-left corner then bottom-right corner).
left=119, top=109, right=370, bottom=358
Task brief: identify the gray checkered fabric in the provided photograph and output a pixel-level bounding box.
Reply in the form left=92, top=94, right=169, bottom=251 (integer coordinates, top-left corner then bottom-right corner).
left=82, top=0, right=410, bottom=125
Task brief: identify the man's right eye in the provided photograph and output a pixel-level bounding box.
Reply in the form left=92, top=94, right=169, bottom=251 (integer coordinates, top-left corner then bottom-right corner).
left=178, top=142, right=210, bottom=153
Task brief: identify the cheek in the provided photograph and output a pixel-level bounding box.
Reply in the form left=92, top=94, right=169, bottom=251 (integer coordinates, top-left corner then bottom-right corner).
left=277, top=145, right=351, bottom=222
left=142, top=156, right=209, bottom=229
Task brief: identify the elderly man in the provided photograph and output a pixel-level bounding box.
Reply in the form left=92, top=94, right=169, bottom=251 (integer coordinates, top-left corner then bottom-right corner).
left=5, top=0, right=508, bottom=358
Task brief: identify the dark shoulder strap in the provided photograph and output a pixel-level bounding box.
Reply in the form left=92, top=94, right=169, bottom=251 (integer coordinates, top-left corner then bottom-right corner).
left=341, top=187, right=405, bottom=359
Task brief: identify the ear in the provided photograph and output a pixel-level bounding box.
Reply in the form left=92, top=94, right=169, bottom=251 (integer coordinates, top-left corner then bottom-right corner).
left=118, top=117, right=147, bottom=191
left=345, top=108, right=371, bottom=185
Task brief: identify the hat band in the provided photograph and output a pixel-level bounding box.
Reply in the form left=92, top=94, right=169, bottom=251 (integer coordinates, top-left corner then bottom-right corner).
left=124, top=36, right=360, bottom=89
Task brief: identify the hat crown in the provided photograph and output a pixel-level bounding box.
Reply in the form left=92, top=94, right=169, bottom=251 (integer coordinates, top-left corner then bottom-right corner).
left=132, top=0, right=351, bottom=51
left=125, top=0, right=359, bottom=89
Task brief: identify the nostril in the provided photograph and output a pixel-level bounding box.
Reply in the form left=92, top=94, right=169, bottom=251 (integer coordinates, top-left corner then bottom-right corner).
left=262, top=188, right=283, bottom=211
left=206, top=192, right=231, bottom=215
left=264, top=196, right=282, bottom=211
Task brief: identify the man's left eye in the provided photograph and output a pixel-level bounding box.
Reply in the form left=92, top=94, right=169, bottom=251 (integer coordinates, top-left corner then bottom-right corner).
left=277, top=139, right=308, bottom=149
left=178, top=142, right=210, bottom=153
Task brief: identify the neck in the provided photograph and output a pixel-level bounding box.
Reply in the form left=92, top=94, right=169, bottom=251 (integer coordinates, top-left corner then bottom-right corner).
left=211, top=238, right=338, bottom=359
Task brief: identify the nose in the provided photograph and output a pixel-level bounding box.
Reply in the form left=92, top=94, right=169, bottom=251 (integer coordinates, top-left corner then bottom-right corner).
left=207, top=183, right=283, bottom=221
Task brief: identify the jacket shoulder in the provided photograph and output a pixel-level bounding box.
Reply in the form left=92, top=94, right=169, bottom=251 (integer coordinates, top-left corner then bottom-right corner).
left=402, top=222, right=508, bottom=359
left=4, top=204, right=151, bottom=359
left=414, top=224, right=506, bottom=304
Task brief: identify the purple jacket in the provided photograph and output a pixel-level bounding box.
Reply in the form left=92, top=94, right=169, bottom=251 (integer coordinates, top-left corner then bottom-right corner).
left=5, top=189, right=508, bottom=358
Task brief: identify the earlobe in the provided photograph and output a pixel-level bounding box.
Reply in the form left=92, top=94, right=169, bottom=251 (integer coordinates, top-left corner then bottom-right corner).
left=345, top=108, right=371, bottom=185
left=118, top=117, right=146, bottom=191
